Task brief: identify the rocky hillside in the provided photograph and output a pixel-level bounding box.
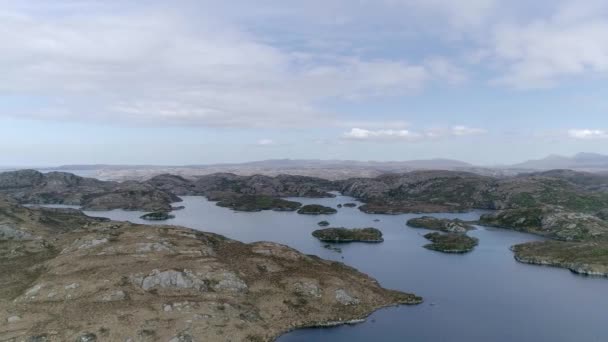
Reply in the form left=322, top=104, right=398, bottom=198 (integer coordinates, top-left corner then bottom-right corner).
left=339, top=170, right=608, bottom=214
left=147, top=173, right=336, bottom=198
left=0, top=196, right=421, bottom=341
left=0, top=170, right=180, bottom=211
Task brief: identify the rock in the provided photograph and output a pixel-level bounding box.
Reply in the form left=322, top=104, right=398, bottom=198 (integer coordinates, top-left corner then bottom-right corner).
left=335, top=289, right=360, bottom=305
left=317, top=220, right=330, bottom=227
left=75, top=333, right=97, bottom=342
left=78, top=238, right=108, bottom=250
left=98, top=290, right=127, bottom=302
left=25, top=284, right=43, bottom=296
left=343, top=203, right=357, bottom=208
left=65, top=283, right=80, bottom=290
left=211, top=272, right=248, bottom=293
left=0, top=224, right=35, bottom=240
left=133, top=269, right=208, bottom=292
left=168, top=332, right=193, bottom=342
left=293, top=281, right=322, bottom=298
left=7, top=315, right=21, bottom=323
left=312, top=228, right=383, bottom=243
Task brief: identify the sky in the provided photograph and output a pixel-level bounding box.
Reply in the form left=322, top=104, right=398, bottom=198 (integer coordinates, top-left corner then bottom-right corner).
left=1, top=0, right=607, bottom=166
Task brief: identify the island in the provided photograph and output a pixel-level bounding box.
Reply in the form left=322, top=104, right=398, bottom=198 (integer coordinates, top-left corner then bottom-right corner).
left=215, top=195, right=302, bottom=212
left=318, top=220, right=330, bottom=227
left=0, top=195, right=421, bottom=341
left=511, top=240, right=608, bottom=277
left=312, top=227, right=384, bottom=243
left=140, top=212, right=175, bottom=221
left=423, top=232, right=479, bottom=253
left=297, top=204, right=338, bottom=215
left=343, top=203, right=358, bottom=208
left=407, top=216, right=474, bottom=233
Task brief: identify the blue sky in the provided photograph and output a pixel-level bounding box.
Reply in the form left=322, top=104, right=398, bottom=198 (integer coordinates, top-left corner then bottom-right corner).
left=1, top=0, right=607, bottom=166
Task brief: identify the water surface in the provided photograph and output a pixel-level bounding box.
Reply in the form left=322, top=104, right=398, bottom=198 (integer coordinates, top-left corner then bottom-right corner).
left=73, top=195, right=608, bottom=342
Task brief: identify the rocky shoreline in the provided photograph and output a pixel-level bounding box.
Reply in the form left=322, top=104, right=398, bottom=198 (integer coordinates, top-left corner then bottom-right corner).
left=0, top=196, right=420, bottom=341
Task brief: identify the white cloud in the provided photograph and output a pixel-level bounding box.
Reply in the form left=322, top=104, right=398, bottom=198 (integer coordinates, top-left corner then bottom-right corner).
left=342, top=125, right=486, bottom=142
left=343, top=128, right=422, bottom=141
left=568, top=129, right=608, bottom=140
left=257, top=139, right=275, bottom=145
left=0, top=2, right=465, bottom=128
left=451, top=125, right=487, bottom=136
left=489, top=1, right=608, bottom=88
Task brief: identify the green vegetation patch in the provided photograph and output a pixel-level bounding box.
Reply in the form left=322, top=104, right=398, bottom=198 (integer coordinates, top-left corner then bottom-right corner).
left=423, top=232, right=478, bottom=254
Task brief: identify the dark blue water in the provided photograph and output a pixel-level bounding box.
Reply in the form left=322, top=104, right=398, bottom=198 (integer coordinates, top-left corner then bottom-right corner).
left=71, top=195, right=608, bottom=342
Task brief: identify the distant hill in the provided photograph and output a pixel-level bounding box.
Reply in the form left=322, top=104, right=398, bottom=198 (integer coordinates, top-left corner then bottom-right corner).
left=511, top=153, right=608, bottom=170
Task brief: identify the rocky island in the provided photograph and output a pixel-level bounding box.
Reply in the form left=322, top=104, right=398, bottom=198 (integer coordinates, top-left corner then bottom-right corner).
left=511, top=240, right=608, bottom=277
left=297, top=204, right=338, bottom=215
left=423, top=232, right=479, bottom=253
left=0, top=196, right=421, bottom=341
left=140, top=212, right=175, bottom=221
left=407, top=216, right=475, bottom=233
left=318, top=220, right=330, bottom=227
left=215, top=194, right=301, bottom=212
left=312, top=228, right=384, bottom=243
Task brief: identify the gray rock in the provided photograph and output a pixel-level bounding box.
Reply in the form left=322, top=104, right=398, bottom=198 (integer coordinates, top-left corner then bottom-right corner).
left=168, top=332, right=193, bottom=342
left=335, top=289, right=360, bottom=305
left=7, top=315, right=21, bottom=323
left=98, top=290, right=127, bottom=302
left=0, top=224, right=34, bottom=240
left=293, top=281, right=322, bottom=298
left=75, top=333, right=97, bottom=342
left=132, top=269, right=208, bottom=292
left=211, top=272, right=248, bottom=293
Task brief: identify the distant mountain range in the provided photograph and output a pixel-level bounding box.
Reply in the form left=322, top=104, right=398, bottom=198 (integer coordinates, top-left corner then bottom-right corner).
left=32, top=152, right=608, bottom=181
left=510, top=153, right=608, bottom=170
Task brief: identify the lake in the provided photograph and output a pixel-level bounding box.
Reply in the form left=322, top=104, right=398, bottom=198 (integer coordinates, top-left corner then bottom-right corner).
left=70, top=194, right=608, bottom=342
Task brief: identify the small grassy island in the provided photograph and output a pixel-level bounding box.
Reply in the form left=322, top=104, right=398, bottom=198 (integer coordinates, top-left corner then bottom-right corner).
left=312, top=227, right=384, bottom=243
left=297, top=204, right=338, bottom=215
left=423, top=232, right=479, bottom=253
left=216, top=195, right=301, bottom=212
left=318, top=220, right=330, bottom=227
left=140, top=212, right=175, bottom=221
left=407, top=216, right=474, bottom=233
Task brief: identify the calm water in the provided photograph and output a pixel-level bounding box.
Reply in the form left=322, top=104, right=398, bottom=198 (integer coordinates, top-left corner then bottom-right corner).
left=68, top=195, right=608, bottom=342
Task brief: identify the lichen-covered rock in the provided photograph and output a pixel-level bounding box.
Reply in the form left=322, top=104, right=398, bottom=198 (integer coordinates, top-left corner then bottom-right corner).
left=132, top=269, right=208, bottom=292
left=335, top=289, right=360, bottom=305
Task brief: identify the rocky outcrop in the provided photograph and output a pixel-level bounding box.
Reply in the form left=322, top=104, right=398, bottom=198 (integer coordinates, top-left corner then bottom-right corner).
left=407, top=216, right=475, bottom=233
left=0, top=196, right=421, bottom=342
left=297, top=204, right=337, bottom=215
left=312, top=228, right=384, bottom=243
